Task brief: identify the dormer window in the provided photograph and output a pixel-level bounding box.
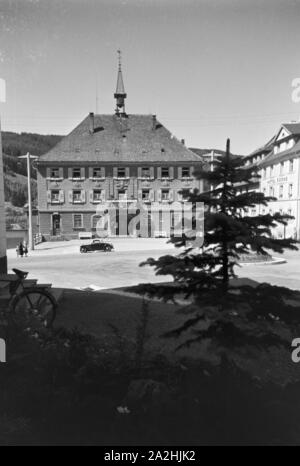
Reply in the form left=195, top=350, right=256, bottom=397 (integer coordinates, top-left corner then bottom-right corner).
left=161, top=148, right=165, bottom=153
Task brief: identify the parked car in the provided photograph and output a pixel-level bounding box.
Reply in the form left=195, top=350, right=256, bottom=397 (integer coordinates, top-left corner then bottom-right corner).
left=80, top=239, right=114, bottom=253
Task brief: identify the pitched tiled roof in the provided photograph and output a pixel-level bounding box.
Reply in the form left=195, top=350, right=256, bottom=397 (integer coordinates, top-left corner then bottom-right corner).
left=282, top=122, right=300, bottom=135
left=260, top=139, right=300, bottom=167
left=38, top=114, right=203, bottom=164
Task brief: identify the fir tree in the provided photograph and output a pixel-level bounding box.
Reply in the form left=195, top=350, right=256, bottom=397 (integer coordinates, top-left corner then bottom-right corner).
left=140, top=139, right=299, bottom=355
left=143, top=139, right=297, bottom=295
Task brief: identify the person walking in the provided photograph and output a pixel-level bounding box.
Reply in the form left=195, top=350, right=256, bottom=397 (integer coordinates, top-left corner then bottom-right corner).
left=18, top=242, right=24, bottom=258
left=23, top=242, right=28, bottom=257
left=16, top=244, right=20, bottom=258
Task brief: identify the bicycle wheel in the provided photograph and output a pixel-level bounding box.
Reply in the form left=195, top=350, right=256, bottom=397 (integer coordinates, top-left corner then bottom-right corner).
left=10, top=287, right=57, bottom=330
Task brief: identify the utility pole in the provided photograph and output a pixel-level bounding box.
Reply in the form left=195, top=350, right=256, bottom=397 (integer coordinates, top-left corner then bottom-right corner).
left=0, top=79, right=7, bottom=273
left=18, top=152, right=38, bottom=251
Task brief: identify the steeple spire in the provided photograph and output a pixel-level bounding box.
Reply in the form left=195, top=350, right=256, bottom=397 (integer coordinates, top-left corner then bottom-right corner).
left=114, top=50, right=127, bottom=115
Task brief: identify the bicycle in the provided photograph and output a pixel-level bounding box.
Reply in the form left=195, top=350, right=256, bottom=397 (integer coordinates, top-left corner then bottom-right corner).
left=0, top=268, right=57, bottom=331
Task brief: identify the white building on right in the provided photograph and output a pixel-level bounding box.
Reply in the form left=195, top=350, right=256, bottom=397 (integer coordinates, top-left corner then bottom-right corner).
left=245, top=122, right=300, bottom=240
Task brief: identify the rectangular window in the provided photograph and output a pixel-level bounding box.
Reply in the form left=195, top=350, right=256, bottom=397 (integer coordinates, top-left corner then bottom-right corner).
left=280, top=162, right=284, bottom=175
left=181, top=189, right=190, bottom=200
left=117, top=167, right=126, bottom=178
left=269, top=186, right=274, bottom=197
left=118, top=189, right=127, bottom=200
left=279, top=185, right=283, bottom=199
left=51, top=190, right=60, bottom=203
left=289, top=160, right=294, bottom=173
left=270, top=165, right=274, bottom=177
left=161, top=167, right=169, bottom=178
left=73, top=190, right=82, bottom=203
left=73, top=214, right=83, bottom=229
left=93, top=167, right=102, bottom=178
left=289, top=184, right=293, bottom=198
left=182, top=167, right=190, bottom=177
left=161, top=189, right=169, bottom=200
left=50, top=168, right=60, bottom=179
left=93, top=189, right=102, bottom=201
left=142, top=189, right=150, bottom=200
left=141, top=167, right=150, bottom=178
left=72, top=168, right=81, bottom=178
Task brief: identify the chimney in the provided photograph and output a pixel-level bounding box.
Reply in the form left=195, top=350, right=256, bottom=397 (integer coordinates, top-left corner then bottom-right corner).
left=181, top=139, right=185, bottom=145
left=152, top=114, right=156, bottom=130
left=89, top=112, right=94, bottom=134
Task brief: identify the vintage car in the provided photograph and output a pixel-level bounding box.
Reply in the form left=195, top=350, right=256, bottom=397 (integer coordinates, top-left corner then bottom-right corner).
left=80, top=239, right=114, bottom=253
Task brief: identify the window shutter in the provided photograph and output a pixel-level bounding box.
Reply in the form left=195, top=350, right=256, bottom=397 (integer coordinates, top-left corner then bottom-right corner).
left=59, top=190, right=64, bottom=203
left=125, top=167, right=130, bottom=178
left=101, top=167, right=105, bottom=178
left=178, top=167, right=182, bottom=179
left=150, top=167, right=154, bottom=178
left=189, top=167, right=193, bottom=177
left=81, top=190, right=86, bottom=203
left=68, top=168, right=73, bottom=179
left=68, top=190, right=73, bottom=204
left=89, top=190, right=94, bottom=203
left=58, top=167, right=63, bottom=179
left=149, top=189, right=154, bottom=201
left=113, top=167, right=117, bottom=178
left=46, top=168, right=51, bottom=178
left=157, top=189, right=162, bottom=202
left=169, top=167, right=174, bottom=179
left=169, top=190, right=174, bottom=201
left=138, top=167, right=142, bottom=178
left=47, top=190, right=51, bottom=203
left=157, top=167, right=162, bottom=179
left=80, top=167, right=85, bottom=179
left=89, top=167, right=93, bottom=178
left=138, top=190, right=142, bottom=201
left=101, top=189, right=106, bottom=201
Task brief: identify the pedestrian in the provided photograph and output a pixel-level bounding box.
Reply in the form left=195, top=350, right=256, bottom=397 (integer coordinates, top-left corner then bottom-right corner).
left=23, top=242, right=28, bottom=257
left=16, top=244, right=19, bottom=258
left=19, top=242, right=24, bottom=258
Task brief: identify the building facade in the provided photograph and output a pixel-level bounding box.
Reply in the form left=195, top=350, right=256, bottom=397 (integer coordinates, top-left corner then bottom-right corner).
left=245, top=122, right=300, bottom=239
left=37, top=62, right=204, bottom=239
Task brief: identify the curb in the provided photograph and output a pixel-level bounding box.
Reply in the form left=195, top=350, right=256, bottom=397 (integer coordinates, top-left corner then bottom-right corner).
left=239, top=257, right=286, bottom=266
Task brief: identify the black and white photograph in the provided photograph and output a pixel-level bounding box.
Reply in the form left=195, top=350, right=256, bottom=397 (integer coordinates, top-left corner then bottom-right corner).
left=0, top=0, right=300, bottom=448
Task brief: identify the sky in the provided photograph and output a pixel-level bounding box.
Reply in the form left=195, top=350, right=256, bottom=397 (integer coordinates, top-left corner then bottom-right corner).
left=0, top=0, right=300, bottom=154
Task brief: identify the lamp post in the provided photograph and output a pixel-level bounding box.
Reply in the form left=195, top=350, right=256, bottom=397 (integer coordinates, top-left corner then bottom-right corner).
left=0, top=79, right=7, bottom=273
left=0, top=114, right=7, bottom=273
left=18, top=152, right=38, bottom=251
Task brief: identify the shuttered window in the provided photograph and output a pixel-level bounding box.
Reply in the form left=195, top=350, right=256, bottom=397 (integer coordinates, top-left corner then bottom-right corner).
left=73, top=214, right=83, bottom=229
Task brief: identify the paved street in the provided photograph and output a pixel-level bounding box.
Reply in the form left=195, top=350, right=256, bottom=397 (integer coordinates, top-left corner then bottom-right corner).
left=7, top=238, right=300, bottom=291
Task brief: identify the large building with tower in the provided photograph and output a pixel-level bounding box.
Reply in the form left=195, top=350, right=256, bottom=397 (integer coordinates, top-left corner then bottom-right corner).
left=36, top=58, right=204, bottom=239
